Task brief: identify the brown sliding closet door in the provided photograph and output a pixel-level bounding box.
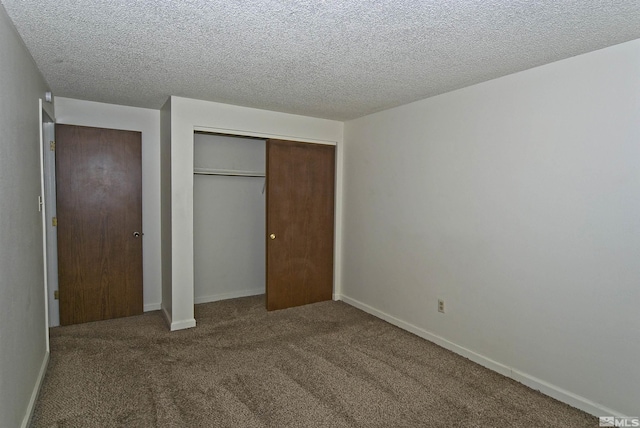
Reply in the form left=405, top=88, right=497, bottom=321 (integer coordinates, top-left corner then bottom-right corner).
left=266, top=139, right=335, bottom=311
left=56, top=124, right=143, bottom=325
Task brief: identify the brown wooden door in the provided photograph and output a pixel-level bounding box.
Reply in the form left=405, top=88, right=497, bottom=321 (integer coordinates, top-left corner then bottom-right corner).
left=56, top=124, right=143, bottom=325
left=266, top=139, right=335, bottom=311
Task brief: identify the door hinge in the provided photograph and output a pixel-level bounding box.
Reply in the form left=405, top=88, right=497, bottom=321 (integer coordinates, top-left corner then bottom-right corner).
left=54, top=290, right=59, bottom=300
left=50, top=141, right=55, bottom=151
left=52, top=217, right=58, bottom=227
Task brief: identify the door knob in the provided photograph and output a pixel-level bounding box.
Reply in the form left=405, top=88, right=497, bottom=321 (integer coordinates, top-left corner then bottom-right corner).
left=133, top=231, right=141, bottom=238
left=269, top=233, right=276, bottom=240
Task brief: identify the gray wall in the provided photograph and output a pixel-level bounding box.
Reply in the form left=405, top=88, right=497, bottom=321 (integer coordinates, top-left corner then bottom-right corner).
left=342, top=39, right=640, bottom=416
left=160, top=98, right=173, bottom=320
left=0, top=4, right=52, bottom=426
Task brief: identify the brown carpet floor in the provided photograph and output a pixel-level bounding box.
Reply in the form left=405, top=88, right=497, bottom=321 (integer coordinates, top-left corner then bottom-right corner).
left=31, top=295, right=596, bottom=427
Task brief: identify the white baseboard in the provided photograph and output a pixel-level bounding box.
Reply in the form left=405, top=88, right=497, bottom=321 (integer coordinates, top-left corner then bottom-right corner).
left=144, top=302, right=161, bottom=312
left=161, top=304, right=172, bottom=329
left=21, top=350, right=49, bottom=428
left=194, top=288, right=263, bottom=305
left=510, top=369, right=625, bottom=417
left=338, top=295, right=624, bottom=418
left=185, top=288, right=263, bottom=330
left=171, top=318, right=196, bottom=331
left=161, top=304, right=196, bottom=331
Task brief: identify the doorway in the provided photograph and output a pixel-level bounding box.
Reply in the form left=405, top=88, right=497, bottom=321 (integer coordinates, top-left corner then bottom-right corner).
left=192, top=132, right=336, bottom=311
left=55, top=124, right=143, bottom=325
left=193, top=133, right=266, bottom=303
left=39, top=100, right=55, bottom=345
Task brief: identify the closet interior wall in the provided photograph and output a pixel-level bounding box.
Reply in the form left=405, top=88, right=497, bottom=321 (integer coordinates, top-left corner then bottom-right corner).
left=193, top=133, right=266, bottom=304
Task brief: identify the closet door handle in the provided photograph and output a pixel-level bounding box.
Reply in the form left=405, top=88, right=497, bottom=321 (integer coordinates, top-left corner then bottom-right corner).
left=133, top=231, right=141, bottom=238
left=269, top=233, right=276, bottom=240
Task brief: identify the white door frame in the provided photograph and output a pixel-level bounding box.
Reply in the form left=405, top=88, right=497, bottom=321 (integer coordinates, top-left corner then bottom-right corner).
left=39, top=101, right=59, bottom=329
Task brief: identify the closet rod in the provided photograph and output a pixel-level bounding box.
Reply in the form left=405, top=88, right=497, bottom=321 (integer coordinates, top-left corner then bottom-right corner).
left=193, top=167, right=265, bottom=177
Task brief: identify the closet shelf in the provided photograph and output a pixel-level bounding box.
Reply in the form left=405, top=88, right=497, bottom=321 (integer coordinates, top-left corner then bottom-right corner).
left=194, top=168, right=265, bottom=177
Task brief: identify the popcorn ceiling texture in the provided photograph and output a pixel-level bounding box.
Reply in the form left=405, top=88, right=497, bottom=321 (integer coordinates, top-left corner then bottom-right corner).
left=3, top=0, right=640, bottom=120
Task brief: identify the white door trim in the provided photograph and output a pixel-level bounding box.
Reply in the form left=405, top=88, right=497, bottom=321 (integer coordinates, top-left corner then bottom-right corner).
left=40, top=102, right=59, bottom=328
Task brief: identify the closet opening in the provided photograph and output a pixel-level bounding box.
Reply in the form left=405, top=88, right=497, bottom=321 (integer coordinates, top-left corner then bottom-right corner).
left=193, top=132, right=266, bottom=304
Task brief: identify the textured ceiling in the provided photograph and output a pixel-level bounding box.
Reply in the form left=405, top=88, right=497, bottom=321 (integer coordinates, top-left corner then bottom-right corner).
left=3, top=1, right=640, bottom=120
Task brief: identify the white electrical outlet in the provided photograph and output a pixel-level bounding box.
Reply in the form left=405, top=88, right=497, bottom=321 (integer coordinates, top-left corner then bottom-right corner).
left=438, top=299, right=445, bottom=313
